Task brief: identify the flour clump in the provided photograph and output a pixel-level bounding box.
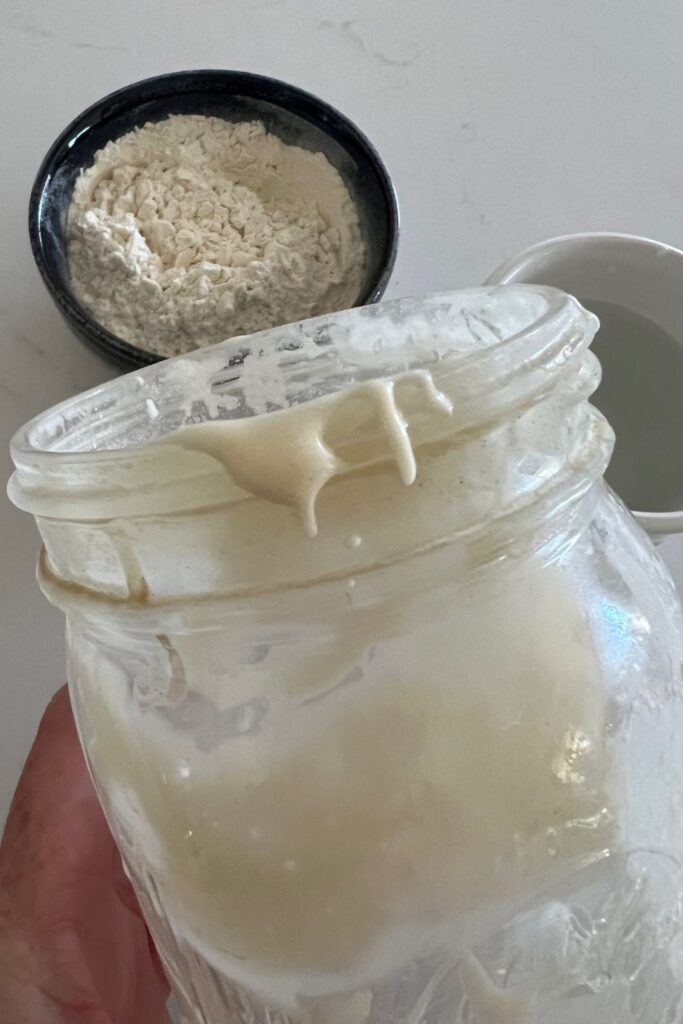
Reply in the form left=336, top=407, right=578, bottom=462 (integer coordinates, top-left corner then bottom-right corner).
left=67, top=114, right=366, bottom=357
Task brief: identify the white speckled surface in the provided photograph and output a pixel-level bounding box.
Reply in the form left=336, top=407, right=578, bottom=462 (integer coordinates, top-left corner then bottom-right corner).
left=3, top=0, right=683, bottom=824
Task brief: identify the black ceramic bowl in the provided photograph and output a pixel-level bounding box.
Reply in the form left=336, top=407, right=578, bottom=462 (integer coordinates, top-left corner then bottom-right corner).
left=29, top=70, right=399, bottom=370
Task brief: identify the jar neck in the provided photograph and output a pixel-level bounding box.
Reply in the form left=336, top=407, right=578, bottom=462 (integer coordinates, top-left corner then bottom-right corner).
left=9, top=287, right=611, bottom=606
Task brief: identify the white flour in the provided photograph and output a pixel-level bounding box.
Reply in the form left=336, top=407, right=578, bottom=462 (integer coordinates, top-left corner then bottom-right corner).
left=67, top=115, right=366, bottom=357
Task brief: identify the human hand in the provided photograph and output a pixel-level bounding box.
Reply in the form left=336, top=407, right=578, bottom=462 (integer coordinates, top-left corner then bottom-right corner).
left=0, top=685, right=170, bottom=1023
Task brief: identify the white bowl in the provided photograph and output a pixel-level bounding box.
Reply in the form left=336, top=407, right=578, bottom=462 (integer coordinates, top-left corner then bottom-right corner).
left=487, top=232, right=683, bottom=540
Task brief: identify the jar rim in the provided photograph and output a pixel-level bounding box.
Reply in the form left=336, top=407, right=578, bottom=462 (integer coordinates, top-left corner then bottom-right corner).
left=8, top=285, right=596, bottom=520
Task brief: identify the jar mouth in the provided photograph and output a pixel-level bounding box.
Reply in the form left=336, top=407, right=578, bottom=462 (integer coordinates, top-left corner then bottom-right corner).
left=9, top=285, right=596, bottom=519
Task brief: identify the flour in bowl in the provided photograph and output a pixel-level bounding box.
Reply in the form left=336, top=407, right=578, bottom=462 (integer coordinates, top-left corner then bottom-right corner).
left=67, top=115, right=366, bottom=357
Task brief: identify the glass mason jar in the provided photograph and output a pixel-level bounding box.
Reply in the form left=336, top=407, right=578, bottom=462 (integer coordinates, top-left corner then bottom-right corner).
left=9, top=286, right=683, bottom=1024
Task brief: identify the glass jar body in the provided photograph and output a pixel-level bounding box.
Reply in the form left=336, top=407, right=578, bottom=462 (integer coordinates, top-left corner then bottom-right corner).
left=11, top=287, right=683, bottom=1023
left=66, top=483, right=683, bottom=1024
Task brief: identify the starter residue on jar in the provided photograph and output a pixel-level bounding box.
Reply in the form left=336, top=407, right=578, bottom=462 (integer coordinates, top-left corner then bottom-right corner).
left=161, top=369, right=454, bottom=536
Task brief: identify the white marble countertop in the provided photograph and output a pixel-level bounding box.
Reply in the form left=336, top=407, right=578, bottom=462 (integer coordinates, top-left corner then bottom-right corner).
left=3, top=0, right=683, bottom=824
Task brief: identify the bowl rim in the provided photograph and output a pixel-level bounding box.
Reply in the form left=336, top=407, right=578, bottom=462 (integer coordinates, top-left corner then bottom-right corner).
left=28, top=68, right=400, bottom=369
